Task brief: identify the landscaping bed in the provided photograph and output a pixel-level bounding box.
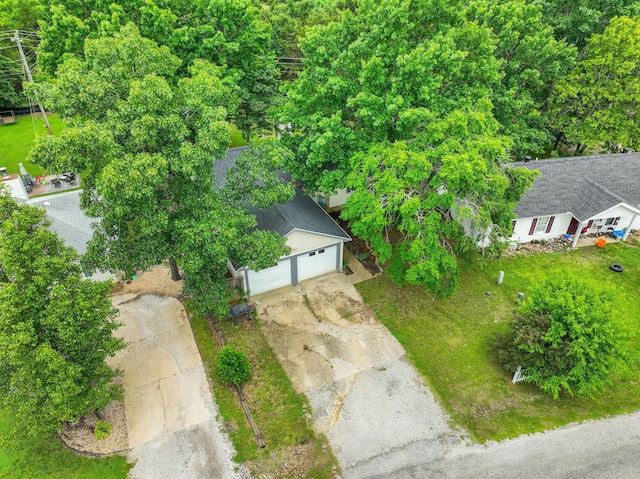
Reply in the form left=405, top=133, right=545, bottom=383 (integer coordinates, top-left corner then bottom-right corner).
left=331, top=214, right=381, bottom=275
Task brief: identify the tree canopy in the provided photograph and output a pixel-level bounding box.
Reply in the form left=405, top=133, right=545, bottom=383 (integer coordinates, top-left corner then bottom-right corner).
left=534, top=0, right=640, bottom=51
left=278, top=0, right=535, bottom=295
left=29, top=25, right=293, bottom=317
left=466, top=0, right=576, bottom=156
left=36, top=0, right=280, bottom=139
left=497, top=274, right=627, bottom=399
left=548, top=16, right=640, bottom=152
left=0, top=189, right=124, bottom=437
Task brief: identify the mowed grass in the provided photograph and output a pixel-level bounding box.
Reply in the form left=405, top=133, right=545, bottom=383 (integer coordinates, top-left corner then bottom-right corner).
left=190, top=315, right=337, bottom=478
left=357, top=242, right=640, bottom=442
left=0, top=114, right=65, bottom=176
left=0, top=409, right=131, bottom=479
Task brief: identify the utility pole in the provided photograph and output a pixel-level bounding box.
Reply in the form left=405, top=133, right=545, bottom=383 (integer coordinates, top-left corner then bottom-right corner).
left=11, top=30, right=52, bottom=135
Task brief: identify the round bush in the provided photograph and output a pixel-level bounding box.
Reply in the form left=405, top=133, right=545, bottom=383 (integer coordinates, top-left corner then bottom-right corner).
left=217, top=346, right=252, bottom=386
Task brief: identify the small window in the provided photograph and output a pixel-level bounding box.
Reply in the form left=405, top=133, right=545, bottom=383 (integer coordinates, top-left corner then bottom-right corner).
left=534, top=216, right=550, bottom=234
left=309, top=251, right=316, bottom=257
left=318, top=249, right=325, bottom=254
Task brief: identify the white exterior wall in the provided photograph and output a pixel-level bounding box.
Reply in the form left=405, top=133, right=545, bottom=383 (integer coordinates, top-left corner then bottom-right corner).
left=582, top=204, right=640, bottom=234
left=511, top=204, right=640, bottom=243
left=287, top=230, right=344, bottom=276
left=4, top=177, right=29, bottom=201
left=315, top=188, right=353, bottom=210
left=237, top=230, right=346, bottom=297
left=510, top=214, right=573, bottom=243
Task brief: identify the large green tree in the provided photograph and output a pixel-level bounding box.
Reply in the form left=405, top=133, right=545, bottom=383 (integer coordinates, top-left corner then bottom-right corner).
left=466, top=0, right=576, bottom=156
left=534, top=0, right=640, bottom=52
left=262, top=0, right=350, bottom=57
left=0, top=190, right=124, bottom=437
left=36, top=0, right=280, bottom=139
left=497, top=274, right=627, bottom=399
left=29, top=25, right=293, bottom=317
left=548, top=16, right=640, bottom=152
left=278, top=0, right=534, bottom=295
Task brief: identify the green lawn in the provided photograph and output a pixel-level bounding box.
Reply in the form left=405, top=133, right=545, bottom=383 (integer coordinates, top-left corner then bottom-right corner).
left=0, top=409, right=131, bottom=479
left=0, top=114, right=65, bottom=176
left=190, top=314, right=337, bottom=478
left=229, top=128, right=247, bottom=148
left=357, top=242, right=640, bottom=442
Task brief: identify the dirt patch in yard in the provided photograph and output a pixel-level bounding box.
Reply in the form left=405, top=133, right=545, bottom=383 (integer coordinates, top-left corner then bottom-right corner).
left=307, top=283, right=376, bottom=325
left=111, top=264, right=184, bottom=297
left=246, top=442, right=338, bottom=479
left=58, top=380, right=128, bottom=456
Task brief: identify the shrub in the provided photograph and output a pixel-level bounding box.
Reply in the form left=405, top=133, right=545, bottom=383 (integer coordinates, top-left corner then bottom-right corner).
left=94, top=420, right=112, bottom=440
left=497, top=274, right=627, bottom=399
left=217, top=346, right=252, bottom=387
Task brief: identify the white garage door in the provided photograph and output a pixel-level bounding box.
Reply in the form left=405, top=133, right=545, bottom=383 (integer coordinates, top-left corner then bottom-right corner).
left=246, top=259, right=292, bottom=296
left=297, top=244, right=338, bottom=282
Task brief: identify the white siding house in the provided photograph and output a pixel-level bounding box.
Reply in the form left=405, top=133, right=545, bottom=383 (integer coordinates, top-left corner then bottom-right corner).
left=314, top=187, right=354, bottom=212
left=509, top=153, right=640, bottom=246
left=218, top=148, right=350, bottom=297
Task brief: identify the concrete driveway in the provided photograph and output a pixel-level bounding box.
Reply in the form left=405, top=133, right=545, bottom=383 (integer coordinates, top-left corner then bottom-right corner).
left=110, top=294, right=248, bottom=479
left=254, top=274, right=463, bottom=479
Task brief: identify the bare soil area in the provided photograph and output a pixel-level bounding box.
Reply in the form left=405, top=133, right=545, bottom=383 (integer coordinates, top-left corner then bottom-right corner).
left=111, top=264, right=184, bottom=297
left=58, top=380, right=128, bottom=456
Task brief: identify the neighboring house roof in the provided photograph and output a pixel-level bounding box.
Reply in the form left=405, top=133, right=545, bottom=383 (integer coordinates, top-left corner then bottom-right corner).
left=27, top=191, right=95, bottom=255
left=3, top=177, right=29, bottom=202
left=213, top=146, right=250, bottom=189
left=510, top=153, right=640, bottom=221
left=214, top=147, right=350, bottom=242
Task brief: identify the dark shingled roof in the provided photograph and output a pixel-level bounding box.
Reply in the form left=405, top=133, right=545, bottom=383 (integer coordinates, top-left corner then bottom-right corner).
left=252, top=188, right=350, bottom=239
left=510, top=153, right=640, bottom=221
left=213, top=146, right=250, bottom=189
left=215, top=148, right=349, bottom=240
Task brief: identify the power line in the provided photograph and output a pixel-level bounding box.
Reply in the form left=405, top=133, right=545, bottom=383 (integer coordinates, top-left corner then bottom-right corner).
left=9, top=30, right=51, bottom=135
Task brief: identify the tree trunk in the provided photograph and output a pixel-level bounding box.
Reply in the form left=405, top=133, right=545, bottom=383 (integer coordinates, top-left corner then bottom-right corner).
left=168, top=257, right=181, bottom=281
left=553, top=132, right=564, bottom=151
left=574, top=143, right=582, bottom=156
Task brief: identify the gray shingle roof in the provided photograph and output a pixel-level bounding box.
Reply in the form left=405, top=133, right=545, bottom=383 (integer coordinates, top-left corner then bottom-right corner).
left=252, top=188, right=350, bottom=239
left=215, top=148, right=349, bottom=240
left=27, top=191, right=95, bottom=255
left=213, top=146, right=250, bottom=189
left=510, top=153, right=640, bottom=221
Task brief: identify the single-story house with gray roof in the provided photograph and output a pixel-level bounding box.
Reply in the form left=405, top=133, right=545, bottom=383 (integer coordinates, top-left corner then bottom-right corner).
left=221, top=147, right=351, bottom=296
left=27, top=190, right=95, bottom=255
left=509, top=153, right=640, bottom=246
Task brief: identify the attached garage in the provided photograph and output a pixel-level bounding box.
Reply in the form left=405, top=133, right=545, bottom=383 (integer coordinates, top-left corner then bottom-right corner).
left=220, top=148, right=351, bottom=297
left=242, top=242, right=342, bottom=296
left=245, top=258, right=292, bottom=296
left=296, top=244, right=338, bottom=282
